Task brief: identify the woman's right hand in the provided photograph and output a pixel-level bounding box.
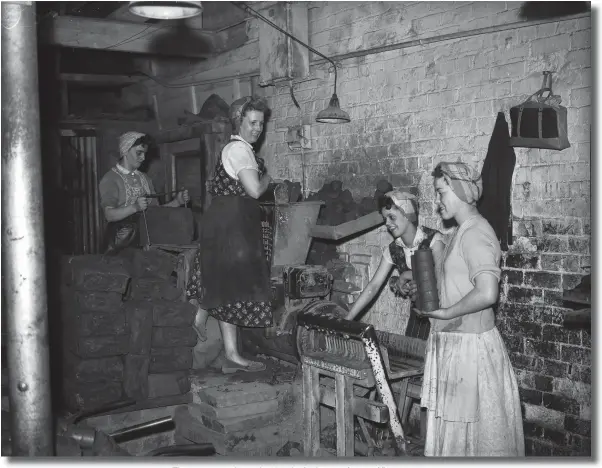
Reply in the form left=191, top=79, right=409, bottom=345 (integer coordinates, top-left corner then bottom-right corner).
left=134, top=197, right=149, bottom=212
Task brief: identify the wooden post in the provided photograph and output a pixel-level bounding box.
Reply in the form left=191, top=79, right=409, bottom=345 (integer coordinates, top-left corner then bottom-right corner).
left=302, top=363, right=320, bottom=456
left=335, top=374, right=355, bottom=456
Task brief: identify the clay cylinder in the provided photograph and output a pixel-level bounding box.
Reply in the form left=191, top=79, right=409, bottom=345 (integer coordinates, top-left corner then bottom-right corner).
left=411, top=246, right=439, bottom=312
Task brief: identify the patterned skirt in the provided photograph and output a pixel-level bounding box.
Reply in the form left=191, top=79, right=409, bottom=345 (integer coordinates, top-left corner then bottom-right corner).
left=185, top=196, right=273, bottom=328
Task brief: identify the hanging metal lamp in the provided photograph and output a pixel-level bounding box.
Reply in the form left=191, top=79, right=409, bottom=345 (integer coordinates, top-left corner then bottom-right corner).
left=316, top=90, right=350, bottom=124
left=129, top=1, right=203, bottom=20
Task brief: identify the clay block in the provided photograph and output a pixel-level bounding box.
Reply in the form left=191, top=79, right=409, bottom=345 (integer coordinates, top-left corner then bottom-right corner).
left=63, top=379, right=123, bottom=412
left=128, top=277, right=182, bottom=301
left=147, top=371, right=189, bottom=398
left=151, top=327, right=197, bottom=348
left=197, top=382, right=278, bottom=408
left=189, top=399, right=279, bottom=420
left=124, top=301, right=154, bottom=354
left=123, top=355, right=150, bottom=400
left=174, top=407, right=284, bottom=454
left=139, top=206, right=194, bottom=246
left=70, top=290, right=124, bottom=313
left=63, top=309, right=127, bottom=337
left=149, top=347, right=193, bottom=373
left=198, top=411, right=278, bottom=435
left=68, top=335, right=130, bottom=359
left=130, top=249, right=178, bottom=280
left=62, top=255, right=131, bottom=293
left=152, top=300, right=195, bottom=327
left=63, top=354, right=124, bottom=383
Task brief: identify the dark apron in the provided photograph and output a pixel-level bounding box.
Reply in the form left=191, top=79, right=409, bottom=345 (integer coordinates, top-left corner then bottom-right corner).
left=102, top=212, right=141, bottom=254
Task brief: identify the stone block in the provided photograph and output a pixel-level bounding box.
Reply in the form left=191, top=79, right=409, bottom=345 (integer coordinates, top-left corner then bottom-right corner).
left=63, top=379, right=123, bottom=412
left=130, top=249, right=178, bottom=280
left=197, top=411, right=278, bottom=435
left=124, top=301, right=154, bottom=355
left=123, top=355, right=150, bottom=400
left=189, top=399, right=279, bottom=420
left=151, top=327, right=197, bottom=348
left=63, top=354, right=124, bottom=383
left=128, top=277, right=182, bottom=301
left=70, top=291, right=124, bottom=314
left=68, top=335, right=130, bottom=359
left=147, top=371, right=190, bottom=398
left=196, top=382, right=278, bottom=408
left=63, top=309, right=127, bottom=337
left=174, top=406, right=285, bottom=455
left=152, top=300, right=196, bottom=327
left=62, top=255, right=132, bottom=293
left=149, top=347, right=193, bottom=373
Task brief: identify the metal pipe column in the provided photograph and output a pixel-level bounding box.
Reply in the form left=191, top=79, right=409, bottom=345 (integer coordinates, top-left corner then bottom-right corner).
left=1, top=1, right=54, bottom=456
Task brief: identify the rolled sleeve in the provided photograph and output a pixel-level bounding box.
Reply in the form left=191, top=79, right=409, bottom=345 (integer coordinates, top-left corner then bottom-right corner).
left=460, top=227, right=501, bottom=284
left=223, top=141, right=258, bottom=180
left=382, top=246, right=394, bottom=265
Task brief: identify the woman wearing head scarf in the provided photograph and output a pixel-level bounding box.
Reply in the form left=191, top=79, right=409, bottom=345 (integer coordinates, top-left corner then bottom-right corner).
left=346, top=190, right=445, bottom=329
left=185, top=97, right=273, bottom=373
left=98, top=132, right=189, bottom=249
left=414, top=161, right=524, bottom=457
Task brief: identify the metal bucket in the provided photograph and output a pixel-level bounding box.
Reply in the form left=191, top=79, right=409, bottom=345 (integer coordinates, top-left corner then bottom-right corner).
left=271, top=201, right=324, bottom=270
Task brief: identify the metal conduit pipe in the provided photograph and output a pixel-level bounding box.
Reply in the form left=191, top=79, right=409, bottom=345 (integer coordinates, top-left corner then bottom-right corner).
left=1, top=1, right=54, bottom=456
left=310, top=12, right=590, bottom=66
left=140, top=12, right=588, bottom=90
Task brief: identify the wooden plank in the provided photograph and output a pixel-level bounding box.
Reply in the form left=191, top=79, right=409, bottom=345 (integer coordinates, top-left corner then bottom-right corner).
left=39, top=16, right=246, bottom=58
left=335, top=374, right=354, bottom=456
left=59, top=73, right=146, bottom=84
left=310, top=211, right=385, bottom=240
left=320, top=387, right=389, bottom=423
left=302, top=363, right=320, bottom=457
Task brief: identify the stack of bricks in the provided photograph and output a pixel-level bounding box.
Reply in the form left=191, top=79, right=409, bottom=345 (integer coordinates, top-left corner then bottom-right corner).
left=174, top=379, right=294, bottom=456
left=122, top=249, right=196, bottom=401
left=61, top=255, right=132, bottom=411
left=60, top=250, right=197, bottom=411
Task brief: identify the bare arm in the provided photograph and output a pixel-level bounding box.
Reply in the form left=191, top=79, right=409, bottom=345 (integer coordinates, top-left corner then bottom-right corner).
left=104, top=204, right=138, bottom=222
left=346, top=256, right=394, bottom=320
left=238, top=169, right=272, bottom=199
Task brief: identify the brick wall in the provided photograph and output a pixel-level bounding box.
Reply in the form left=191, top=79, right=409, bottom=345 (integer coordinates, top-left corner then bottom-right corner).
left=263, top=2, right=592, bottom=456
left=126, top=1, right=592, bottom=456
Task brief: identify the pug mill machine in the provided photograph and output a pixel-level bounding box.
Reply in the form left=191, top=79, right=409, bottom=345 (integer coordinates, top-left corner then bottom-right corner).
left=239, top=183, right=428, bottom=456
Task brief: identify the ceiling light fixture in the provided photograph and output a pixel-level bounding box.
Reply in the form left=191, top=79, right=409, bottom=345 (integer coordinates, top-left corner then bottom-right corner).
left=232, top=2, right=350, bottom=124
left=129, top=1, right=203, bottom=20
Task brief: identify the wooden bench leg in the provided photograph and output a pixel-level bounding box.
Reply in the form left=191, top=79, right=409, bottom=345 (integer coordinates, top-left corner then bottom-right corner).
left=396, top=379, right=410, bottom=428
left=335, top=374, right=354, bottom=457
left=302, top=363, right=321, bottom=456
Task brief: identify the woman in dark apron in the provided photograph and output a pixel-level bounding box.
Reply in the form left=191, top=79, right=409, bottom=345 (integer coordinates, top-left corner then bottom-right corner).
left=186, top=97, right=273, bottom=373
left=98, top=131, right=189, bottom=252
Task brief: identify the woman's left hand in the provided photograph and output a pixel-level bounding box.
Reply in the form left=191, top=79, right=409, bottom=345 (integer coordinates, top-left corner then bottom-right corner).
left=176, top=189, right=190, bottom=206
left=413, top=307, right=448, bottom=320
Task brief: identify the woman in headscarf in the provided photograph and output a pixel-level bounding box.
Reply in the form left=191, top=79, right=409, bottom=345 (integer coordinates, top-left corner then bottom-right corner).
left=346, top=190, right=445, bottom=336
left=414, top=161, right=524, bottom=457
left=98, top=131, right=189, bottom=249
left=186, top=96, right=273, bottom=373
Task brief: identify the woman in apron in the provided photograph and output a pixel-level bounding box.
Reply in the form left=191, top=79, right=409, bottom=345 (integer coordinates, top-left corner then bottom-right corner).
left=98, top=131, right=189, bottom=251
left=414, top=162, right=524, bottom=456
left=186, top=97, right=273, bottom=373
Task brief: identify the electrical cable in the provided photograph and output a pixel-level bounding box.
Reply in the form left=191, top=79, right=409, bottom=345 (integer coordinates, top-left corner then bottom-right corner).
left=230, top=1, right=340, bottom=94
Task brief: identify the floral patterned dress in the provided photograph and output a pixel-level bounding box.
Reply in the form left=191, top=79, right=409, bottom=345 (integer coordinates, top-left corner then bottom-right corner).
left=185, top=139, right=273, bottom=328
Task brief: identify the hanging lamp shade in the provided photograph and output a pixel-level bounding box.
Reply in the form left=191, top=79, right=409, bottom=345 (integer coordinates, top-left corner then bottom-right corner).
left=129, top=1, right=203, bottom=20
left=316, top=93, right=350, bottom=124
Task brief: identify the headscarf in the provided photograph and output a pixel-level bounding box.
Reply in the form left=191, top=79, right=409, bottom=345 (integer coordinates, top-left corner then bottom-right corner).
left=229, top=96, right=253, bottom=131
left=435, top=161, right=483, bottom=205
left=119, top=131, right=147, bottom=159
left=384, top=190, right=417, bottom=223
